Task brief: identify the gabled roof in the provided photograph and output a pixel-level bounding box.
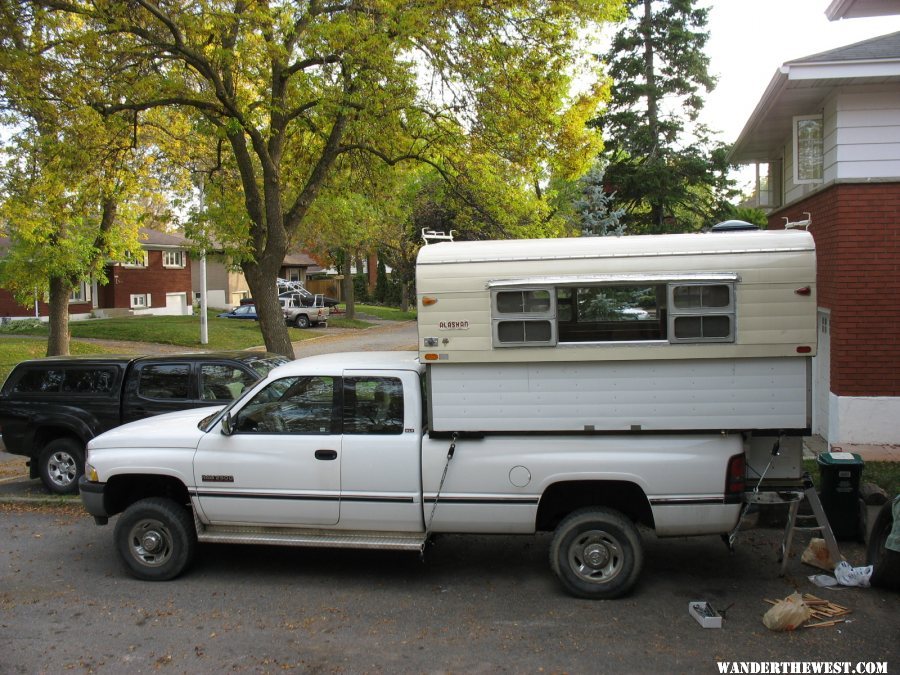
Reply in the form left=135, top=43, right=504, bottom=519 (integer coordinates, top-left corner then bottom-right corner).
left=729, top=31, right=900, bottom=163
left=139, top=227, right=189, bottom=249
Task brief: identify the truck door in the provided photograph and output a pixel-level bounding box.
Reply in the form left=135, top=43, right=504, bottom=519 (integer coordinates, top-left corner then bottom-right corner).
left=339, top=371, right=424, bottom=532
left=193, top=375, right=341, bottom=526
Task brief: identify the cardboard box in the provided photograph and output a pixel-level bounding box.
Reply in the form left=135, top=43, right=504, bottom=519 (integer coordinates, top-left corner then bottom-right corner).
left=689, top=601, right=723, bottom=628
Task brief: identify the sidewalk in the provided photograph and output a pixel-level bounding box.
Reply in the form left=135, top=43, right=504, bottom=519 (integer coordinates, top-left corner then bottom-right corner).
left=804, top=434, right=900, bottom=462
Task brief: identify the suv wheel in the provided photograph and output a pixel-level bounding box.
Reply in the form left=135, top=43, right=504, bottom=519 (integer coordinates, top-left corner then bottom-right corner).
left=38, top=438, right=84, bottom=495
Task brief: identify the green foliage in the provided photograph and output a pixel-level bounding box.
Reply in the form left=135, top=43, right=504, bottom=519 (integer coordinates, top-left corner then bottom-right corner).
left=595, top=0, right=736, bottom=233
left=719, top=205, right=768, bottom=228
left=14, top=0, right=627, bottom=356
left=352, top=274, right=371, bottom=304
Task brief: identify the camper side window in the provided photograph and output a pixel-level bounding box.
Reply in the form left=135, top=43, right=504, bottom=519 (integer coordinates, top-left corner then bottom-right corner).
left=492, top=287, right=557, bottom=347
left=557, top=285, right=666, bottom=343
left=668, top=283, right=735, bottom=343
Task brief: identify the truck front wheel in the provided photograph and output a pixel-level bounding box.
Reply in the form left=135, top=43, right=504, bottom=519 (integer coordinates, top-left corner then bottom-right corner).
left=550, top=507, right=643, bottom=599
left=114, top=498, right=197, bottom=581
left=38, top=438, right=84, bottom=495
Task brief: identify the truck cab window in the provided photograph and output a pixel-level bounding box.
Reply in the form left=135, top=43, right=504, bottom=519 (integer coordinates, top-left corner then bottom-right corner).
left=138, top=364, right=191, bottom=400
left=200, top=365, right=257, bottom=401
left=234, top=376, right=339, bottom=434
left=343, top=377, right=404, bottom=435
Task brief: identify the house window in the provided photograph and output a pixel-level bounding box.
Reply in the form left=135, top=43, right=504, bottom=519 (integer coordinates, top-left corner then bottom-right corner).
left=163, top=250, right=186, bottom=268
left=130, top=293, right=150, bottom=309
left=122, top=251, right=148, bottom=268
left=793, top=115, right=823, bottom=184
left=69, top=281, right=91, bottom=304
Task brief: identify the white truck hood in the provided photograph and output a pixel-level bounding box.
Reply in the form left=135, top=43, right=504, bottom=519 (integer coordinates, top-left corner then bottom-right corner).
left=88, top=406, right=223, bottom=450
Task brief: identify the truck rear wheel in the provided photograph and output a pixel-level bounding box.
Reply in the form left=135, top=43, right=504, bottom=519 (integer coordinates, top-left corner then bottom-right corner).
left=38, top=438, right=84, bottom=495
left=293, top=314, right=310, bottom=328
left=550, top=507, right=643, bottom=599
left=114, top=498, right=197, bottom=581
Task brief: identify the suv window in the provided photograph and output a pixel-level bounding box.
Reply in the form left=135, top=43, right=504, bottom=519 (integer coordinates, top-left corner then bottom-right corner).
left=138, top=364, right=191, bottom=400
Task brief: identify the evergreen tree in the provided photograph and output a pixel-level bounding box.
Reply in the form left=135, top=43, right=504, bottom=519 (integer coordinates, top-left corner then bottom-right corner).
left=574, top=164, right=626, bottom=236
left=595, top=0, right=734, bottom=233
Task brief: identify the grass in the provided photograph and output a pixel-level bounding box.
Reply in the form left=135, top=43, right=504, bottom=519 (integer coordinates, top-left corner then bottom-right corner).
left=803, top=458, right=899, bottom=496
left=354, top=304, right=417, bottom=321
left=0, top=311, right=326, bottom=352
left=0, top=337, right=124, bottom=381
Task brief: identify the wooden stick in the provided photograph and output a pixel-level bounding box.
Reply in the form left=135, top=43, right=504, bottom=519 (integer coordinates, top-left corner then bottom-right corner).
left=805, top=619, right=847, bottom=628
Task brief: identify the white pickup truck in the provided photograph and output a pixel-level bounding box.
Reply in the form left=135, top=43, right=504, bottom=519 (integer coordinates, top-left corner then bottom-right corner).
left=80, top=351, right=746, bottom=599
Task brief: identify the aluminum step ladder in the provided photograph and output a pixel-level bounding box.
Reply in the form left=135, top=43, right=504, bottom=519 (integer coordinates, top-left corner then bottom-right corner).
left=778, top=473, right=843, bottom=576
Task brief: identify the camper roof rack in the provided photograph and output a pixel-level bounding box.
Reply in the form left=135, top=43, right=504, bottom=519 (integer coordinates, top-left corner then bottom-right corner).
left=421, top=229, right=456, bottom=245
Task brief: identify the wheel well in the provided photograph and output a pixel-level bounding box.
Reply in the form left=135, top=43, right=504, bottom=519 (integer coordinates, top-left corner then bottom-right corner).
left=33, top=428, right=83, bottom=454
left=536, top=480, right=654, bottom=532
left=104, top=474, right=191, bottom=517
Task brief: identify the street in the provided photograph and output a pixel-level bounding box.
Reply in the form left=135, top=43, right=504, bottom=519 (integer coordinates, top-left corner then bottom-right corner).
left=0, top=505, right=897, bottom=673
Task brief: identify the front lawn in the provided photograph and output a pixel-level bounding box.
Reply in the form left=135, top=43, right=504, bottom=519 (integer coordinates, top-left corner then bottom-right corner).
left=0, top=338, right=124, bottom=381
left=0, top=312, right=327, bottom=352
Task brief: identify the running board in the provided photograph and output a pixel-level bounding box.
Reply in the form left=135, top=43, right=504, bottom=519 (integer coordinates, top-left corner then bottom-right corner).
left=196, top=521, right=427, bottom=552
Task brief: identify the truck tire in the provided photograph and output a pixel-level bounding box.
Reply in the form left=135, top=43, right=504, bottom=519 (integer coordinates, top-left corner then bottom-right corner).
left=293, top=313, right=310, bottom=329
left=38, top=438, right=84, bottom=495
left=114, top=498, right=197, bottom=581
left=550, top=507, right=644, bottom=599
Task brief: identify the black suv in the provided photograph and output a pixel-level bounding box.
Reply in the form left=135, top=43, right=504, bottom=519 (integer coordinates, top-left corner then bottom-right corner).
left=0, top=351, right=288, bottom=494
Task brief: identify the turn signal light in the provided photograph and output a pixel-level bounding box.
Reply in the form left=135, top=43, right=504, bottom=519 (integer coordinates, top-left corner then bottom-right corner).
left=422, top=296, right=438, bottom=306
left=424, top=353, right=439, bottom=361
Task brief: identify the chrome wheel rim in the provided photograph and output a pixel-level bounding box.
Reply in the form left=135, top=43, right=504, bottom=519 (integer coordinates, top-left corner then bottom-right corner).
left=127, top=519, right=174, bottom=567
left=47, top=451, right=77, bottom=488
left=567, top=529, right=624, bottom=584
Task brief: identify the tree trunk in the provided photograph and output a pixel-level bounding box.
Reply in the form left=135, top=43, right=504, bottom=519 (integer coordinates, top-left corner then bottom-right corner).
left=243, top=262, right=294, bottom=358
left=400, top=281, right=410, bottom=313
left=342, top=268, right=355, bottom=320
left=46, top=276, right=71, bottom=356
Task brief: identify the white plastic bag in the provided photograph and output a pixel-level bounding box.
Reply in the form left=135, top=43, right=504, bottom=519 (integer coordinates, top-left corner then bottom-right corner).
left=833, top=560, right=872, bottom=588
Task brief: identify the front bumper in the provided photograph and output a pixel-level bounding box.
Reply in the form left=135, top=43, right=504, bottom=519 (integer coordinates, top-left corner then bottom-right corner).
left=78, top=477, right=109, bottom=524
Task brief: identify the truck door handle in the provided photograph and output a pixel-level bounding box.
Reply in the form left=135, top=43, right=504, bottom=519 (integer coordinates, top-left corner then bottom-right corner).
left=315, top=449, right=338, bottom=461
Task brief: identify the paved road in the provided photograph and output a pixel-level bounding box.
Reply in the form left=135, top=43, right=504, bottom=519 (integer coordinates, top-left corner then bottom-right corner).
left=292, top=320, right=417, bottom=357
left=1, top=506, right=897, bottom=673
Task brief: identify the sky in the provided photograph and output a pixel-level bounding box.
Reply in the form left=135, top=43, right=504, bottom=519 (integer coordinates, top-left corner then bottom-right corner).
left=702, top=0, right=900, bottom=144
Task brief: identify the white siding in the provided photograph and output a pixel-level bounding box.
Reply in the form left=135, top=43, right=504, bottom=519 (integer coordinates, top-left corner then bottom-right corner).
left=782, top=87, right=900, bottom=207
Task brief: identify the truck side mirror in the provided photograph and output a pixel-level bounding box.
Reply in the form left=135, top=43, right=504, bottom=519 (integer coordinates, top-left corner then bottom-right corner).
left=221, top=412, right=233, bottom=436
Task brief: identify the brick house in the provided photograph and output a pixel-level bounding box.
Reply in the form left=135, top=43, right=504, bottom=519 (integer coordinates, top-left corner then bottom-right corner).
left=0, top=228, right=193, bottom=320
left=728, top=31, right=900, bottom=445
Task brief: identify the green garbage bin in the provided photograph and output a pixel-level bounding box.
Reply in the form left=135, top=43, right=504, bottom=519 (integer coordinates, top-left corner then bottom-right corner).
left=816, top=451, right=865, bottom=539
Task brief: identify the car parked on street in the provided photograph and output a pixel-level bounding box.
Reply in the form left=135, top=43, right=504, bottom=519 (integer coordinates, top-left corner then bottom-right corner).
left=218, top=304, right=259, bottom=320
left=0, top=351, right=288, bottom=494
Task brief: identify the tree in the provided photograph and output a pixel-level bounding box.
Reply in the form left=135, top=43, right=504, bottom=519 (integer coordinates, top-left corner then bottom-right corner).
left=27, top=0, right=624, bottom=357
left=0, top=4, right=154, bottom=355
left=594, top=0, right=734, bottom=234
left=573, top=163, right=625, bottom=236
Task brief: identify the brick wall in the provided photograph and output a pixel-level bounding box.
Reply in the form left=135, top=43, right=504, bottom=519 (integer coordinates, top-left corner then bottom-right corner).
left=769, top=182, right=900, bottom=397
left=102, top=250, right=192, bottom=309
left=0, top=289, right=92, bottom=319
